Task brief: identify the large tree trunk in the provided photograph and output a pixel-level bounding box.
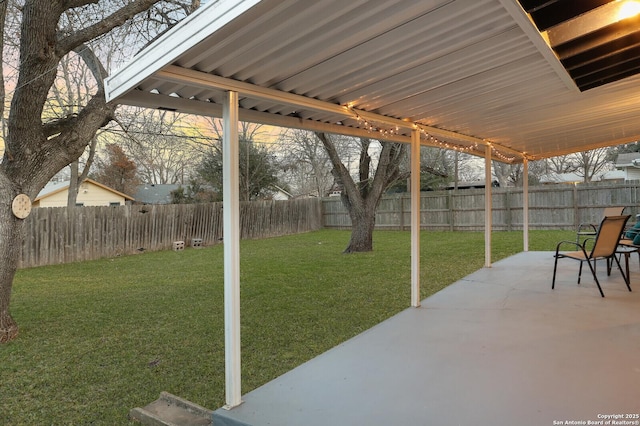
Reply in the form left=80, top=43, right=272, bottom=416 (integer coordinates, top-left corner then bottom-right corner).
left=316, top=132, right=407, bottom=253
left=0, top=1, right=164, bottom=344
left=344, top=204, right=376, bottom=253
left=68, top=161, right=80, bottom=207
left=0, top=180, right=25, bottom=343
left=67, top=139, right=96, bottom=207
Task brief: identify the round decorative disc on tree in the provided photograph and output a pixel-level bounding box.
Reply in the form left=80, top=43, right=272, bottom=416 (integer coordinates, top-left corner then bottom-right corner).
left=11, top=194, right=32, bottom=219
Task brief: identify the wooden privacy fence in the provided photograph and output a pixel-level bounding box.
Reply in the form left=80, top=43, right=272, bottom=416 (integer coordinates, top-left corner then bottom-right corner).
left=20, top=198, right=322, bottom=268
left=322, top=182, right=640, bottom=231
left=20, top=183, right=640, bottom=268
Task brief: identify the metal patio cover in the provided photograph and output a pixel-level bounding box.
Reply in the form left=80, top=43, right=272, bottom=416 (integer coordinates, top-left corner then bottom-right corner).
left=105, top=0, right=640, bottom=162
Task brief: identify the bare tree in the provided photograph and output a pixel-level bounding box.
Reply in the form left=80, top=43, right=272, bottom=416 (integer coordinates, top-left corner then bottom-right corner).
left=277, top=129, right=335, bottom=197
left=0, top=0, right=199, bottom=343
left=492, top=161, right=524, bottom=187
left=419, top=147, right=484, bottom=190
left=390, top=147, right=482, bottom=191
left=316, top=133, right=407, bottom=253
left=521, top=159, right=549, bottom=186
left=47, top=50, right=102, bottom=206
left=118, top=109, right=200, bottom=185
left=203, top=117, right=268, bottom=147
left=544, top=154, right=579, bottom=175
left=571, top=148, right=613, bottom=183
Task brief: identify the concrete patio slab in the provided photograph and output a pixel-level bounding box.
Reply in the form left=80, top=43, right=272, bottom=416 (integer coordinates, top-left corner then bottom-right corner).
left=213, top=251, right=640, bottom=426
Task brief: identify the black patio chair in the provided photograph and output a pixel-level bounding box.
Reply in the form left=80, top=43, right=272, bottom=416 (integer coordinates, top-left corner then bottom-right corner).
left=576, top=206, right=625, bottom=244
left=553, top=215, right=632, bottom=297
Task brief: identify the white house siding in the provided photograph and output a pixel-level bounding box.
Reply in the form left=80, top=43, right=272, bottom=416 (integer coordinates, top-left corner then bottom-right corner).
left=35, top=181, right=127, bottom=207
left=625, top=167, right=640, bottom=181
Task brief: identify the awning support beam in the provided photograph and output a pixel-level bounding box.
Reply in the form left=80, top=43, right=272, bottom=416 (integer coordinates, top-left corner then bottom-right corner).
left=154, top=65, right=524, bottom=161
left=411, top=128, right=421, bottom=307
left=485, top=147, right=493, bottom=268
left=222, top=90, right=242, bottom=409
left=523, top=158, right=529, bottom=252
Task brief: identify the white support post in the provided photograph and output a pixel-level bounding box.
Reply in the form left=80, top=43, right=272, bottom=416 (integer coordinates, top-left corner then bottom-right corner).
left=411, top=128, right=421, bottom=307
left=222, top=90, right=242, bottom=409
left=485, top=147, right=492, bottom=268
left=522, top=158, right=529, bottom=252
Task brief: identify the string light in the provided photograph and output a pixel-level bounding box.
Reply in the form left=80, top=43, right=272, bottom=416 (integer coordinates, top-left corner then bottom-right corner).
left=350, top=109, right=401, bottom=137
left=345, top=105, right=521, bottom=162
left=490, top=145, right=518, bottom=163
left=417, top=127, right=478, bottom=154
left=418, top=126, right=519, bottom=163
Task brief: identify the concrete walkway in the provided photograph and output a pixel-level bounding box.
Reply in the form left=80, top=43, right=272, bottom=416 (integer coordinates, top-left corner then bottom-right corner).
left=213, top=251, right=640, bottom=426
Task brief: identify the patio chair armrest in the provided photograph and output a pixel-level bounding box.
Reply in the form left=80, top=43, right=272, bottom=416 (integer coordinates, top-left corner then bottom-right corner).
left=619, top=238, right=638, bottom=248
left=581, top=237, right=596, bottom=251
left=555, top=240, right=583, bottom=253
left=577, top=223, right=597, bottom=234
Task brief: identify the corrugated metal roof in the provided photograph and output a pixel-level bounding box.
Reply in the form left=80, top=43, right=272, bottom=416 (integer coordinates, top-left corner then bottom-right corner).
left=106, top=0, right=640, bottom=163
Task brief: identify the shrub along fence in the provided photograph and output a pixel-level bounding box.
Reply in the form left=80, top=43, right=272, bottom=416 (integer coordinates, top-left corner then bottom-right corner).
left=19, top=198, right=322, bottom=268
left=322, top=182, right=640, bottom=231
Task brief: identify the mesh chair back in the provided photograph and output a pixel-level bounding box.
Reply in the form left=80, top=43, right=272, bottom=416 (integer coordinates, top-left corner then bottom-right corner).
left=602, top=206, right=625, bottom=217
left=590, top=215, right=630, bottom=258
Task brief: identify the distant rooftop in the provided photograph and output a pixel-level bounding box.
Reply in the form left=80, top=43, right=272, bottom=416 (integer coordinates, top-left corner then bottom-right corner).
left=35, top=178, right=134, bottom=201
left=616, top=152, right=640, bottom=167
left=134, top=184, right=181, bottom=204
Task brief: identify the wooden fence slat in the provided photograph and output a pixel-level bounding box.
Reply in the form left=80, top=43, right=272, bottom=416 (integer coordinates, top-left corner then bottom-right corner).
left=322, top=182, right=640, bottom=232
left=18, top=198, right=322, bottom=268
left=20, top=183, right=640, bottom=269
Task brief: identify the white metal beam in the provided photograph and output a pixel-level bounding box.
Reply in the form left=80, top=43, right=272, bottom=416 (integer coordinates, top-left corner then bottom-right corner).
left=485, top=147, right=492, bottom=268
left=104, top=0, right=262, bottom=102
left=523, top=158, right=529, bottom=252
left=119, top=90, right=528, bottom=166
left=156, top=65, right=354, bottom=120
left=497, top=0, right=577, bottom=92
left=223, top=91, right=242, bottom=409
left=152, top=65, right=523, bottom=161
left=117, top=91, right=412, bottom=143
left=411, top=128, right=421, bottom=308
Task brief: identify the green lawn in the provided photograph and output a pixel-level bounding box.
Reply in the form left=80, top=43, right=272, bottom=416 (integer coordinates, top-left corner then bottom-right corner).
left=0, top=229, right=572, bottom=425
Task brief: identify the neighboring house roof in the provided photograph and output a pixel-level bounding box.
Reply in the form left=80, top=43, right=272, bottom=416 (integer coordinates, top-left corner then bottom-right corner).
left=539, top=171, right=625, bottom=184
left=35, top=178, right=135, bottom=203
left=271, top=185, right=293, bottom=201
left=134, top=184, right=181, bottom=204
left=615, top=153, right=640, bottom=168
left=539, top=173, right=583, bottom=184
left=35, top=180, right=71, bottom=200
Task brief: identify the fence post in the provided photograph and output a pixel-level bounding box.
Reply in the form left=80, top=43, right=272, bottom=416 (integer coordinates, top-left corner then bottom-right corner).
left=573, top=184, right=579, bottom=230
left=505, top=189, right=512, bottom=231
left=448, top=191, right=454, bottom=231
left=399, top=195, right=405, bottom=231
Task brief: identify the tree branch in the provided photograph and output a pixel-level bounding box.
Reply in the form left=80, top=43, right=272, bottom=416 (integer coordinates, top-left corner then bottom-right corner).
left=37, top=91, right=116, bottom=178
left=315, top=132, right=363, bottom=211
left=62, top=0, right=100, bottom=8
left=0, top=0, right=7, bottom=122
left=73, top=43, right=108, bottom=91
left=57, top=0, right=161, bottom=55
left=366, top=141, right=406, bottom=209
